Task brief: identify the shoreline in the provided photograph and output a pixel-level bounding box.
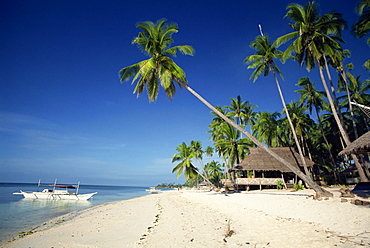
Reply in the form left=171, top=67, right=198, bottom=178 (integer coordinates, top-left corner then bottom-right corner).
left=2, top=187, right=369, bottom=247
left=1, top=194, right=153, bottom=246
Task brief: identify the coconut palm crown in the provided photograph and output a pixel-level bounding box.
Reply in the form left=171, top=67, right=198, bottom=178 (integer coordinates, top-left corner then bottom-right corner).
left=244, top=35, right=284, bottom=82
left=274, top=1, right=347, bottom=71
left=119, top=19, right=194, bottom=102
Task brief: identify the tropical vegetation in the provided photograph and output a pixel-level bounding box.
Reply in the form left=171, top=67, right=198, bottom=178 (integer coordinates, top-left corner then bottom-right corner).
left=119, top=1, right=370, bottom=194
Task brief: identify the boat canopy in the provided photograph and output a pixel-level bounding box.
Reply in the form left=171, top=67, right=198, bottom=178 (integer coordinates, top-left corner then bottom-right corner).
left=45, top=184, right=77, bottom=189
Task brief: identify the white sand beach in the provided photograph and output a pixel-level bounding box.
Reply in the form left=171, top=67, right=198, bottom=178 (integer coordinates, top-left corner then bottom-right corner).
left=2, top=188, right=369, bottom=248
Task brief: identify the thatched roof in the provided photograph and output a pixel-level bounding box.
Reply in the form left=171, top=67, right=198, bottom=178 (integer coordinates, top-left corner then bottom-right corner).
left=339, top=131, right=370, bottom=155
left=231, top=147, right=314, bottom=173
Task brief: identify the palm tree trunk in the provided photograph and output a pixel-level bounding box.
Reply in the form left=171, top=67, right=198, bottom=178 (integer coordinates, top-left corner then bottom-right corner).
left=324, top=57, right=359, bottom=139
left=194, top=168, right=214, bottom=188
left=315, top=106, right=338, bottom=182
left=180, top=82, right=333, bottom=197
left=340, top=70, right=359, bottom=139
left=273, top=72, right=311, bottom=177
left=317, top=61, right=369, bottom=182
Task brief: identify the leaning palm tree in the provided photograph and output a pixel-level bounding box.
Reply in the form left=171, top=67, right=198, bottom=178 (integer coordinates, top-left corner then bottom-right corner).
left=119, top=19, right=332, bottom=196
left=244, top=35, right=311, bottom=176
left=275, top=2, right=369, bottom=182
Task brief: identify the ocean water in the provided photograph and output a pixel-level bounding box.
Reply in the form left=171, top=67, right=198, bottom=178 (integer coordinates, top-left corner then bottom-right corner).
left=0, top=182, right=150, bottom=244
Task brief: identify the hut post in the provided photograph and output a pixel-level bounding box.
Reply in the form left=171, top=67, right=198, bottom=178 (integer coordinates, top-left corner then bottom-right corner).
left=281, top=172, right=287, bottom=189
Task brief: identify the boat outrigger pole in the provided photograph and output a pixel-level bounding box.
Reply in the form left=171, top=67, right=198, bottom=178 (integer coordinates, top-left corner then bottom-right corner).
left=53, top=178, right=57, bottom=192
left=76, top=181, right=80, bottom=195
left=37, top=179, right=41, bottom=192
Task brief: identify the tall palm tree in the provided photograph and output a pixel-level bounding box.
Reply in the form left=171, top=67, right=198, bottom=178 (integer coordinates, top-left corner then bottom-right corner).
left=244, top=35, right=311, bottom=176
left=296, top=77, right=338, bottom=178
left=119, top=19, right=332, bottom=196
left=284, top=101, right=315, bottom=158
left=275, top=2, right=369, bottom=182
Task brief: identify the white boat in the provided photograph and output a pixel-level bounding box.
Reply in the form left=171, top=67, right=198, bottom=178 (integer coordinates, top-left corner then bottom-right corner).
left=146, top=187, right=161, bottom=194
left=13, top=180, right=97, bottom=200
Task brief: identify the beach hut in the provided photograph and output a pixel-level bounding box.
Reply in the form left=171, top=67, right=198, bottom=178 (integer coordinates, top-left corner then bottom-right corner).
left=231, top=147, right=314, bottom=190
left=338, top=131, right=370, bottom=184
left=338, top=131, right=370, bottom=155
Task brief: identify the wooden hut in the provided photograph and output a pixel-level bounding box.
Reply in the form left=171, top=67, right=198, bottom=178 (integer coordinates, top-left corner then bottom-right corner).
left=338, top=131, right=370, bottom=184
left=231, top=147, right=314, bottom=190
left=339, top=131, right=370, bottom=155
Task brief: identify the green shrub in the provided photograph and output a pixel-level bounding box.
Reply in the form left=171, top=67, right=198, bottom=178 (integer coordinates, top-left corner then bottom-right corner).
left=277, top=180, right=284, bottom=190
left=293, top=180, right=304, bottom=191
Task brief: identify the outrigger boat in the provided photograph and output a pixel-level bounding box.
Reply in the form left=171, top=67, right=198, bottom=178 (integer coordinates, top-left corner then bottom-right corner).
left=146, top=187, right=161, bottom=194
left=13, top=179, right=97, bottom=200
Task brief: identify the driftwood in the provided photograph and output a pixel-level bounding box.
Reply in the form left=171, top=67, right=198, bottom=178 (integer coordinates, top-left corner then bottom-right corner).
left=339, top=188, right=355, bottom=198
left=351, top=199, right=370, bottom=206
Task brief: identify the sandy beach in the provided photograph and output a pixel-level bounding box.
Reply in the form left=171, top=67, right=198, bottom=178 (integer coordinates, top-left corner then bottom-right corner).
left=2, top=187, right=369, bottom=248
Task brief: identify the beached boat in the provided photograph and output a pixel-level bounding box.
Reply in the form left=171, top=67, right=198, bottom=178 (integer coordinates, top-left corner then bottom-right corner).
left=13, top=180, right=97, bottom=200
left=146, top=187, right=161, bottom=194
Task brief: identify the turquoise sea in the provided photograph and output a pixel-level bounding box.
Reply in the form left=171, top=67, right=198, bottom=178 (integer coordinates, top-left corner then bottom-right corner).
left=0, top=182, right=151, bottom=244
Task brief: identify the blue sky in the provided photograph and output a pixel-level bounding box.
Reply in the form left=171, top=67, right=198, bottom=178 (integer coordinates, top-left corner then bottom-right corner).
left=1, top=0, right=368, bottom=186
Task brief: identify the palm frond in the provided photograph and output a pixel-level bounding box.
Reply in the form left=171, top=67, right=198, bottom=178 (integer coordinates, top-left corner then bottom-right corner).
left=163, top=45, right=195, bottom=57
left=274, top=32, right=299, bottom=47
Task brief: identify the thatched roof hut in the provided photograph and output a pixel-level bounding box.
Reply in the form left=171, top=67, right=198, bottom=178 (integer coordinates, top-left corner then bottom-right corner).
left=339, top=131, right=370, bottom=155
left=232, top=147, right=314, bottom=172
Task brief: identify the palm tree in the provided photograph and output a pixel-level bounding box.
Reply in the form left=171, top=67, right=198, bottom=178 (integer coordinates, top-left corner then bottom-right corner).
left=119, top=19, right=195, bottom=102
left=190, top=140, right=213, bottom=184
left=205, top=145, right=214, bottom=159
left=190, top=140, right=204, bottom=163
left=352, top=0, right=370, bottom=45
left=338, top=73, right=370, bottom=107
left=205, top=160, right=223, bottom=186
left=352, top=0, right=370, bottom=70
left=172, top=142, right=198, bottom=180
left=119, top=19, right=332, bottom=196
left=226, top=96, right=257, bottom=135
left=172, top=142, right=212, bottom=185
left=244, top=35, right=311, bottom=176
left=275, top=2, right=369, bottom=182
left=338, top=71, right=370, bottom=134
left=296, top=77, right=338, bottom=179
left=284, top=101, right=315, bottom=158
left=214, top=123, right=252, bottom=171
left=253, top=111, right=282, bottom=147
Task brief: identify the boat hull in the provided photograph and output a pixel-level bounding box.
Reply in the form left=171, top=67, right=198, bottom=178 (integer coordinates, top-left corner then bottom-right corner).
left=13, top=191, right=97, bottom=200
left=146, top=187, right=161, bottom=194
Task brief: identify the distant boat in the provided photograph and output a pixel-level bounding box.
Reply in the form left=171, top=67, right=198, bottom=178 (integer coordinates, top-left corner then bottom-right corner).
left=13, top=179, right=97, bottom=200
left=146, top=187, right=161, bottom=194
